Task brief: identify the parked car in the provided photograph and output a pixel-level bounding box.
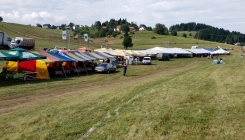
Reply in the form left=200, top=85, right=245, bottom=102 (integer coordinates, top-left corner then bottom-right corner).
left=142, top=57, right=151, bottom=65
left=95, top=63, right=116, bottom=74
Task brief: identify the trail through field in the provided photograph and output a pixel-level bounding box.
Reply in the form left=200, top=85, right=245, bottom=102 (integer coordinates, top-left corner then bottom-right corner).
left=0, top=62, right=199, bottom=114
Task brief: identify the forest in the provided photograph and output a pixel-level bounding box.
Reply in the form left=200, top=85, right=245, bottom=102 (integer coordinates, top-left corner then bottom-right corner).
left=169, top=22, right=245, bottom=45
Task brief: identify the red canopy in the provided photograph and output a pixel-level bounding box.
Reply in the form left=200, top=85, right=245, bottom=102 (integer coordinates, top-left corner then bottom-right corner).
left=38, top=50, right=61, bottom=62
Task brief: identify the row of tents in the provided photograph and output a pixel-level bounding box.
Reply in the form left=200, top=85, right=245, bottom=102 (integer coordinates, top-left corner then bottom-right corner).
left=94, top=47, right=230, bottom=57
left=0, top=46, right=230, bottom=80
left=0, top=48, right=117, bottom=80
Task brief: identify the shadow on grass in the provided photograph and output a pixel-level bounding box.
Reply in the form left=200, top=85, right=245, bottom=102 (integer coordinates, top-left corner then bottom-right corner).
left=0, top=72, right=96, bottom=87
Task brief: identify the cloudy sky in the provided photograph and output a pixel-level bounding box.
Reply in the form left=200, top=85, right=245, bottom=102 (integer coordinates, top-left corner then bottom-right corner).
left=1, top=0, right=245, bottom=33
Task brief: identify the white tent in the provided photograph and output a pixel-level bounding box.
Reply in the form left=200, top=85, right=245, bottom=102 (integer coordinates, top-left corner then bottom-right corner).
left=210, top=48, right=230, bottom=55
left=139, top=47, right=193, bottom=57
left=186, top=48, right=211, bottom=54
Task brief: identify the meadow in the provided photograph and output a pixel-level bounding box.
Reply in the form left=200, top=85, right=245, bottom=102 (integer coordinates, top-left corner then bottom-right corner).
left=0, top=22, right=244, bottom=139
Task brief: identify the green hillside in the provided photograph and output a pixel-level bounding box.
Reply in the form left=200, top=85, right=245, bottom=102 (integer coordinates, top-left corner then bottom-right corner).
left=0, top=22, right=235, bottom=50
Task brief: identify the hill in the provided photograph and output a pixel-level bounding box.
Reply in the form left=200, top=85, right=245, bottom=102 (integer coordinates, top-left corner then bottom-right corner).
left=0, top=22, right=235, bottom=50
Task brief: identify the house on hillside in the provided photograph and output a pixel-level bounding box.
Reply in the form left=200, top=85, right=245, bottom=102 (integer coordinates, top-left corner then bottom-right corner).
left=43, top=24, right=51, bottom=29
left=129, top=26, right=135, bottom=32
left=73, top=25, right=80, bottom=30
left=139, top=26, right=146, bottom=31
left=114, top=25, right=121, bottom=32
left=235, top=42, right=241, bottom=46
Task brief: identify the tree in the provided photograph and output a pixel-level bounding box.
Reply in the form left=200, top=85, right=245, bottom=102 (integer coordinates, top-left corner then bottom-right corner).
left=139, top=24, right=147, bottom=29
left=0, top=16, right=3, bottom=22
left=69, top=22, right=74, bottom=29
left=112, top=32, right=118, bottom=38
left=36, top=23, right=42, bottom=28
left=147, top=27, right=153, bottom=31
left=182, top=33, right=187, bottom=38
left=120, top=24, right=129, bottom=33
left=171, top=30, right=177, bottom=36
left=154, top=23, right=168, bottom=35
left=94, top=21, right=101, bottom=31
left=122, top=36, right=133, bottom=49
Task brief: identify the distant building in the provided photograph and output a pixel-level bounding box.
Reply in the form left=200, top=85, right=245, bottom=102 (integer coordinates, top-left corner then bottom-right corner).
left=43, top=24, right=51, bottom=29
left=114, top=25, right=121, bottom=32
left=73, top=25, right=80, bottom=30
left=129, top=26, right=135, bottom=32
left=235, top=42, right=241, bottom=46
left=139, top=26, right=146, bottom=31
left=102, top=26, right=107, bottom=29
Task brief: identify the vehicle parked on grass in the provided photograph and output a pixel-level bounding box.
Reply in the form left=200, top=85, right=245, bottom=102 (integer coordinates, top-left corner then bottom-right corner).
left=156, top=53, right=170, bottom=61
left=0, top=32, right=11, bottom=49
left=142, top=56, right=151, bottom=64
left=95, top=63, right=116, bottom=74
left=10, top=37, right=35, bottom=50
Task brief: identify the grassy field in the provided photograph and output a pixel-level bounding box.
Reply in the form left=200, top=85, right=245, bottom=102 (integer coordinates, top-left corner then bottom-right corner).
left=0, top=22, right=245, bottom=139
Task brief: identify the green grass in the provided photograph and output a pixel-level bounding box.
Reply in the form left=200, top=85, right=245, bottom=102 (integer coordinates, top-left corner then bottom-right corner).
left=0, top=22, right=245, bottom=139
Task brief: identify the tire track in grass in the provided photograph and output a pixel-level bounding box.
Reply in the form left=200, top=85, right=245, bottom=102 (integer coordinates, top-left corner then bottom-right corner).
left=0, top=62, right=199, bottom=114
left=79, top=62, right=203, bottom=139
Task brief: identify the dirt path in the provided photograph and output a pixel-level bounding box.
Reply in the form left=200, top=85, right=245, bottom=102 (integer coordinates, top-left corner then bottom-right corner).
left=0, top=62, right=199, bottom=113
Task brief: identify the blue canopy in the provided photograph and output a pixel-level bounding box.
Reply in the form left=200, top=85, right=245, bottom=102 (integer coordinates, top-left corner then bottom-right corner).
left=71, top=52, right=93, bottom=62
left=47, top=52, right=77, bottom=62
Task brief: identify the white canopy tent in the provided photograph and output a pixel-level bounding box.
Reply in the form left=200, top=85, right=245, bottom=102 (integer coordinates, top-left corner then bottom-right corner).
left=210, top=48, right=230, bottom=55
left=186, top=48, right=212, bottom=54
left=140, top=47, right=192, bottom=57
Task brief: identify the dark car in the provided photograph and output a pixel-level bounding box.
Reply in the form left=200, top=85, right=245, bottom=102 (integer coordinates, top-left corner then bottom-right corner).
left=95, top=63, right=116, bottom=74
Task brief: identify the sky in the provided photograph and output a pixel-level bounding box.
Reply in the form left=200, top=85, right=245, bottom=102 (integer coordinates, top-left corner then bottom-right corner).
left=1, top=0, right=245, bottom=33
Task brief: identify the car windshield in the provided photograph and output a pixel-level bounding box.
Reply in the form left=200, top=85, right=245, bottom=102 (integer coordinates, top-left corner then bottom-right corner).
left=144, top=58, right=150, bottom=60
left=98, top=63, right=107, bottom=67
left=11, top=39, right=16, bottom=43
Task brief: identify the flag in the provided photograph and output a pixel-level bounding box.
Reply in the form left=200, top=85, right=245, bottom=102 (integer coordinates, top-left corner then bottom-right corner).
left=74, top=32, right=79, bottom=40
left=84, top=34, right=88, bottom=42
left=62, top=31, right=67, bottom=40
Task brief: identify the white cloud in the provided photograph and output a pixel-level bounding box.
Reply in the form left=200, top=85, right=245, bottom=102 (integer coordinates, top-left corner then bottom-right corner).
left=1, top=0, right=245, bottom=33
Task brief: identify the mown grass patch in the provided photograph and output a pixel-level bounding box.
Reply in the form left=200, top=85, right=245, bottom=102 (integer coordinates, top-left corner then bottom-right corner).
left=0, top=22, right=244, bottom=139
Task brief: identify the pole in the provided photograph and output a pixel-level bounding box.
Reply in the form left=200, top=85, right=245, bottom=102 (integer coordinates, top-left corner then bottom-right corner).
left=66, top=30, right=68, bottom=49
left=106, top=36, right=107, bottom=48
left=68, top=30, right=70, bottom=49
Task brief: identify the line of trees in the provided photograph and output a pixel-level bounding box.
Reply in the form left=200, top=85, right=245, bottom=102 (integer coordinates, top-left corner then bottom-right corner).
left=169, top=22, right=245, bottom=45
left=0, top=16, right=3, bottom=22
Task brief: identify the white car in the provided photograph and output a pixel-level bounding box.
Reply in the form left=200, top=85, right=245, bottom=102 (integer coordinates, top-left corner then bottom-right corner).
left=142, top=57, right=151, bottom=65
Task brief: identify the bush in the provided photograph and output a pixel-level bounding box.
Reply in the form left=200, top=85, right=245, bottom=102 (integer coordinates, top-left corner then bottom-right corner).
left=182, top=33, right=187, bottom=38
left=119, top=36, right=124, bottom=39
left=151, top=36, right=156, bottom=39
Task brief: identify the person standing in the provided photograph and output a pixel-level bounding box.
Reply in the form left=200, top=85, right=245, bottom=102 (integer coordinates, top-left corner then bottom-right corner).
left=123, top=62, right=127, bottom=76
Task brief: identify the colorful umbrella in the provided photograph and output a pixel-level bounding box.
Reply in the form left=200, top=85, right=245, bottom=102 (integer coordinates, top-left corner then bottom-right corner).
left=5, top=48, right=46, bottom=61
left=0, top=51, right=19, bottom=61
